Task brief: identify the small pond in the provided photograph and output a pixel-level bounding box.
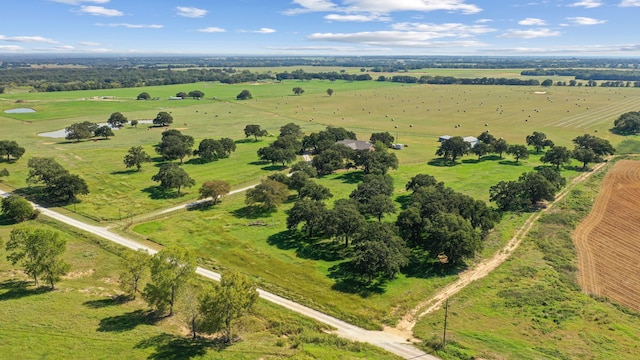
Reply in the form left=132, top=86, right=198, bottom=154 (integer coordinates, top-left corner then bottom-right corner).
left=38, top=120, right=154, bottom=138
left=4, top=108, right=36, bottom=114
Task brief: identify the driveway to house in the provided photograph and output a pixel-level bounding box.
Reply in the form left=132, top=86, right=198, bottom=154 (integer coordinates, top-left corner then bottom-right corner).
left=0, top=189, right=435, bottom=360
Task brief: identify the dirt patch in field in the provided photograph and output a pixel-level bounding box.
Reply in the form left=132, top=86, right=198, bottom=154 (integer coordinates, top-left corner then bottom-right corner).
left=573, top=160, right=640, bottom=311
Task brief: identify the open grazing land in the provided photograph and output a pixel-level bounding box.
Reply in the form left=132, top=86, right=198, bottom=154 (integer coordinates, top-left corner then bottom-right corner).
left=2, top=66, right=640, bottom=359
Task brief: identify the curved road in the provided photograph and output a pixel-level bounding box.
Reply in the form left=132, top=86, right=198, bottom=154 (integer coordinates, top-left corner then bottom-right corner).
left=0, top=189, right=434, bottom=360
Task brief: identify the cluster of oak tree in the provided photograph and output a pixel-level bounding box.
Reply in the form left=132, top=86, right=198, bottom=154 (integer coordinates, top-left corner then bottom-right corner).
left=120, top=246, right=258, bottom=342
left=436, top=130, right=614, bottom=170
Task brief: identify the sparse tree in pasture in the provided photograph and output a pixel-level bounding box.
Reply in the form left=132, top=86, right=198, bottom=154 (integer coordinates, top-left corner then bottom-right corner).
left=198, top=270, right=258, bottom=343
left=119, top=249, right=150, bottom=299
left=156, top=130, right=194, bottom=163
left=492, top=138, right=509, bottom=159
left=435, top=136, right=470, bottom=161
left=107, top=112, right=128, bottom=128
left=137, top=92, right=151, bottom=100
left=153, top=111, right=174, bottom=127
left=292, top=87, right=304, bottom=95
left=244, top=124, right=268, bottom=142
left=198, top=180, right=231, bottom=204
left=286, top=198, right=328, bottom=237
left=526, top=131, right=554, bottom=153
left=326, top=88, right=334, bottom=96
left=471, top=142, right=492, bottom=159
left=144, top=246, right=196, bottom=316
left=0, top=140, right=26, bottom=161
left=6, top=226, right=70, bottom=289
left=65, top=121, right=98, bottom=142
left=131, top=119, right=139, bottom=128
left=236, top=89, right=252, bottom=100
left=188, top=90, right=204, bottom=99
left=540, top=146, right=572, bottom=169
left=244, top=179, right=289, bottom=211
left=94, top=125, right=114, bottom=139
left=124, top=146, right=151, bottom=171
left=350, top=222, right=408, bottom=283
left=507, top=144, right=529, bottom=163
left=151, top=163, right=195, bottom=196
left=1, top=195, right=37, bottom=223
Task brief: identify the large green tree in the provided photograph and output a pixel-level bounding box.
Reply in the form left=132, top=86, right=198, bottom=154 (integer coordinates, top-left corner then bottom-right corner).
left=612, top=111, right=640, bottom=134
left=286, top=198, right=328, bottom=237
left=94, top=125, right=114, bottom=139
left=526, top=131, right=554, bottom=153
left=107, top=112, right=128, bottom=128
left=292, top=87, right=305, bottom=95
left=236, top=89, right=252, bottom=100
left=244, top=124, right=268, bottom=141
left=540, top=146, right=572, bottom=169
left=427, top=213, right=482, bottom=265
left=156, top=130, right=194, bottom=163
left=0, top=140, right=26, bottom=161
left=151, top=163, right=195, bottom=196
left=27, top=157, right=89, bottom=202
left=119, top=249, right=150, bottom=299
left=507, top=144, right=530, bottom=163
left=435, top=136, right=470, bottom=161
left=6, top=226, right=70, bottom=289
left=123, top=146, right=151, bottom=171
left=323, top=199, right=366, bottom=247
left=1, top=195, right=37, bottom=223
left=245, top=179, right=289, bottom=211
left=153, top=111, right=174, bottom=127
left=198, top=270, right=258, bottom=343
left=350, top=223, right=409, bottom=283
left=143, top=246, right=196, bottom=316
left=65, top=121, right=98, bottom=142
left=198, top=180, right=231, bottom=204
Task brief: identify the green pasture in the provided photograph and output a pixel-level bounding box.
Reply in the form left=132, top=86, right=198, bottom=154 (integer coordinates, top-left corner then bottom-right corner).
left=0, top=219, right=399, bottom=359
left=413, top=158, right=640, bottom=359
left=1, top=78, right=640, bottom=354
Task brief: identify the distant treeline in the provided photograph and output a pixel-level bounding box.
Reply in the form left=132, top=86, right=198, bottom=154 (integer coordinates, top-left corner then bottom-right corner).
left=521, top=68, right=640, bottom=82
left=377, top=75, right=541, bottom=86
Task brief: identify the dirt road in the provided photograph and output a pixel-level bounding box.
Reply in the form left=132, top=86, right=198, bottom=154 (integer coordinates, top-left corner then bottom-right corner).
left=393, top=160, right=611, bottom=335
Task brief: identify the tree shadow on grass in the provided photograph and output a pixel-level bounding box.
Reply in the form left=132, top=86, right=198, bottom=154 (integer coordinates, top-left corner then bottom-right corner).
left=97, top=309, right=160, bottom=332
left=0, top=214, right=15, bottom=226
left=231, top=205, right=274, bottom=219
left=402, top=254, right=467, bottom=279
left=111, top=169, right=139, bottom=175
left=498, top=160, right=524, bottom=166
left=136, top=333, right=224, bottom=360
left=427, top=158, right=457, bottom=167
left=395, top=194, right=413, bottom=210
left=461, top=158, right=481, bottom=164
left=0, top=279, right=51, bottom=301
left=328, top=262, right=386, bottom=298
left=334, top=171, right=363, bottom=184
left=142, top=186, right=182, bottom=200
left=267, top=231, right=348, bottom=262
left=83, top=294, right=131, bottom=308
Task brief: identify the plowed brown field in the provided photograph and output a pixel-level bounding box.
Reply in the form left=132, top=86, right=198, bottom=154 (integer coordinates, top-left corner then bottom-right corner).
left=573, top=160, right=640, bottom=311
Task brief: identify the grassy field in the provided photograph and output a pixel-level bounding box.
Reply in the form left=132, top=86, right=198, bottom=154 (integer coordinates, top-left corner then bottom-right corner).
left=413, top=156, right=640, bottom=360
left=0, top=218, right=401, bottom=359
left=2, top=76, right=640, bottom=357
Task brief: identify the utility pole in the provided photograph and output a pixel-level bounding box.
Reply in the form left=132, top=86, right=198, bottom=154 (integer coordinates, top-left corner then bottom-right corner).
left=442, top=299, right=449, bottom=349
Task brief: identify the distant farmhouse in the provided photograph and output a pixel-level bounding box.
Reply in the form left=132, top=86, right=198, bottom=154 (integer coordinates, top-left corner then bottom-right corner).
left=438, top=135, right=479, bottom=147
left=336, top=139, right=374, bottom=151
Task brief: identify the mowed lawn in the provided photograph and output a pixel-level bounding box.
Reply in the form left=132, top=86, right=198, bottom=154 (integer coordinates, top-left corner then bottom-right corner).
left=1, top=78, right=639, bottom=331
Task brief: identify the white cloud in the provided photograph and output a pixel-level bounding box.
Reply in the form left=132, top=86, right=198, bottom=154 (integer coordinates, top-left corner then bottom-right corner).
left=475, top=18, right=493, bottom=23
left=499, top=28, right=560, bottom=38
left=286, top=0, right=482, bottom=15
left=0, top=35, right=58, bottom=43
left=284, top=0, right=338, bottom=15
left=78, top=41, right=101, bottom=46
left=49, top=0, right=109, bottom=4
left=566, top=16, right=606, bottom=25
left=308, top=30, right=486, bottom=47
left=568, top=0, right=602, bottom=7
left=391, top=22, right=495, bottom=36
left=519, top=18, right=546, bottom=26
left=79, top=5, right=123, bottom=16
left=325, top=13, right=391, bottom=21
left=197, top=27, right=226, bottom=33
left=0, top=45, right=25, bottom=51
left=98, top=23, right=163, bottom=28
left=254, top=28, right=277, bottom=34
left=619, top=0, right=640, bottom=6
left=176, top=6, right=208, bottom=18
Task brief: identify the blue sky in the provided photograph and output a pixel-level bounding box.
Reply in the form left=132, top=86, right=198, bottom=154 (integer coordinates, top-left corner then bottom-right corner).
left=1, top=0, right=639, bottom=56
